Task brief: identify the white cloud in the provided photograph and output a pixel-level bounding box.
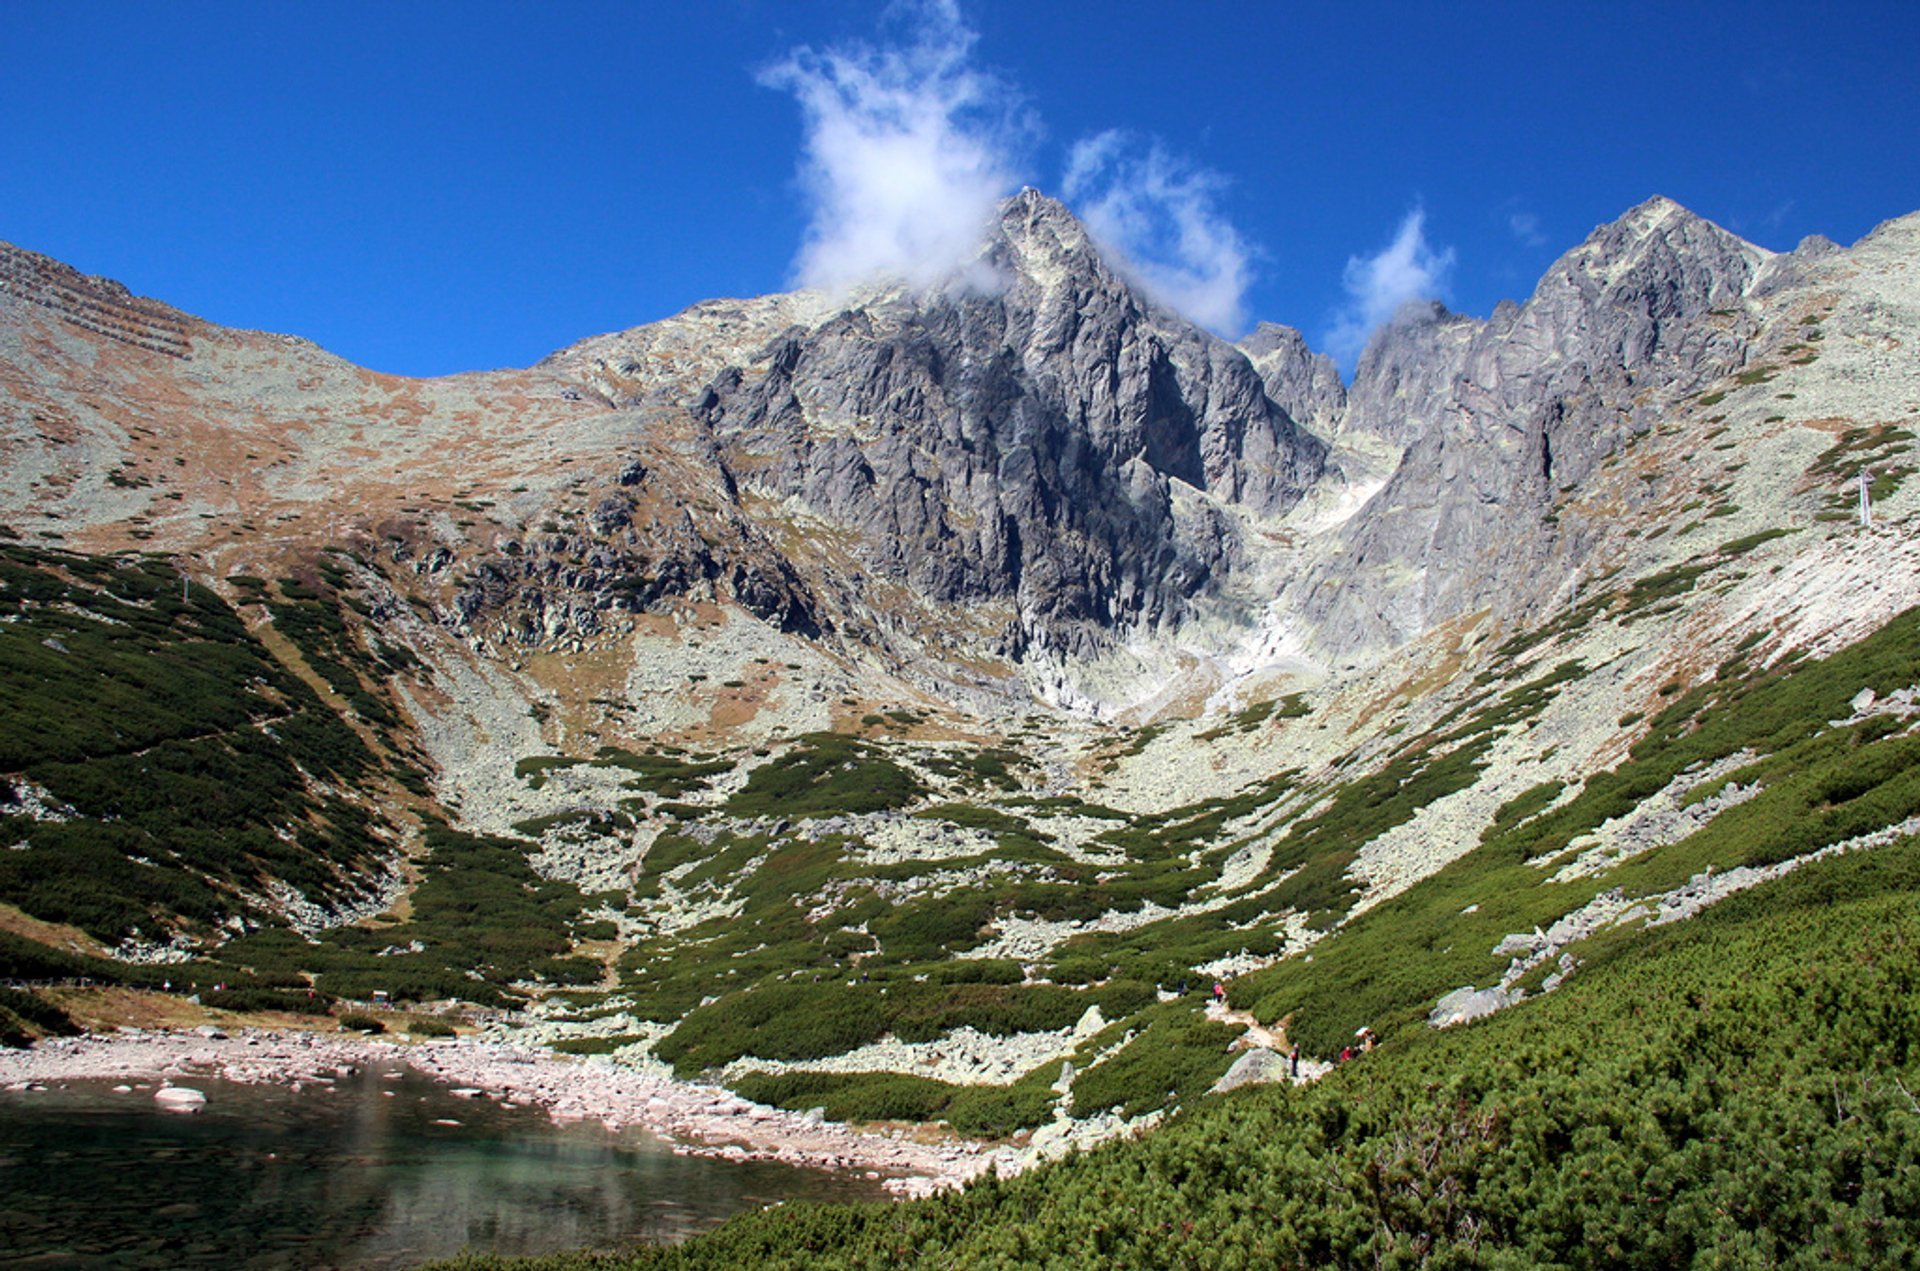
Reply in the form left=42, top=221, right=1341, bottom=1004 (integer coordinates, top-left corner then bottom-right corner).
left=759, top=0, right=1028, bottom=295
left=1508, top=209, right=1548, bottom=247
left=1062, top=130, right=1255, bottom=335
left=1325, top=208, right=1456, bottom=368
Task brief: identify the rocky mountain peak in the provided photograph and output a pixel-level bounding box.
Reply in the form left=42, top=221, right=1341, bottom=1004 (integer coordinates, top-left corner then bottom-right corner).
left=986, top=189, right=1138, bottom=327
left=1290, top=198, right=1785, bottom=657
left=1340, top=301, right=1480, bottom=451
left=1545, top=195, right=1768, bottom=330
left=1237, top=322, right=1346, bottom=444
left=996, top=188, right=1100, bottom=264
left=660, top=186, right=1327, bottom=668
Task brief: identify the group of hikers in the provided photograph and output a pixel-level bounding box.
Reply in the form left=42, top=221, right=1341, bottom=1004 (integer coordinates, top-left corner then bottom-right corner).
left=1205, top=977, right=1378, bottom=1072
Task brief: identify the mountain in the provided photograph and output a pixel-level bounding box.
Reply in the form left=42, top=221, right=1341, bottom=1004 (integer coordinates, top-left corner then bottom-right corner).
left=4, top=193, right=1920, bottom=1253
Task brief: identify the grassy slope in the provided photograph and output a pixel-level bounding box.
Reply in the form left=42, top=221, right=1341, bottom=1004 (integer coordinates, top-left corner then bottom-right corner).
left=443, top=829, right=1920, bottom=1268
left=496, top=600, right=1920, bottom=1132
left=0, top=544, right=395, bottom=940
left=0, top=544, right=608, bottom=1027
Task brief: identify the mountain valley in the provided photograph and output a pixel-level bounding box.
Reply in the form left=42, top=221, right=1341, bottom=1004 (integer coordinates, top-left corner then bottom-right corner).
left=5, top=191, right=1920, bottom=1262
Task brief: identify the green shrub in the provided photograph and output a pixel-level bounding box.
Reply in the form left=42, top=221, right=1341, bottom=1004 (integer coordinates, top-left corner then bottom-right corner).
left=549, top=1034, right=646, bottom=1055
left=0, top=987, right=79, bottom=1046
left=944, top=1083, right=1055, bottom=1137
left=656, top=981, right=891, bottom=1075
left=724, top=733, right=924, bottom=819
left=203, top=987, right=334, bottom=1016
left=729, top=1070, right=955, bottom=1124
left=1070, top=1009, right=1238, bottom=1118
left=727, top=1068, right=1057, bottom=1136
left=437, top=840, right=1920, bottom=1269
left=402, top=1015, right=458, bottom=1038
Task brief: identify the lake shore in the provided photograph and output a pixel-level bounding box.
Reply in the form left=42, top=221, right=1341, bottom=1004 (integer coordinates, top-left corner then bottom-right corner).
left=0, top=1028, right=1017, bottom=1198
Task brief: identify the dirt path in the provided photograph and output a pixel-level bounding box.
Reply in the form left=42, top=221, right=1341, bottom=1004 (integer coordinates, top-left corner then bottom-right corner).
left=1206, top=1000, right=1291, bottom=1052
left=1203, top=1000, right=1337, bottom=1084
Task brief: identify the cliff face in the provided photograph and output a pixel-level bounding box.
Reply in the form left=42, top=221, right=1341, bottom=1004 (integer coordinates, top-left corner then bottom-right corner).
left=541, top=191, right=1327, bottom=661
left=1238, top=321, right=1347, bottom=446
left=1293, top=197, right=1774, bottom=652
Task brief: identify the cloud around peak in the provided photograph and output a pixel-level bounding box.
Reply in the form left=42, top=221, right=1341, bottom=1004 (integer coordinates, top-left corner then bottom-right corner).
left=1062, top=131, right=1256, bottom=336
left=761, top=4, right=1262, bottom=333
left=759, top=0, right=1029, bottom=296
left=1325, top=208, right=1456, bottom=369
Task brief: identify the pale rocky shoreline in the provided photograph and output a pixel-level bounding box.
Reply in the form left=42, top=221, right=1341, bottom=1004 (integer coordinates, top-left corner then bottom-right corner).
left=0, top=1028, right=1020, bottom=1199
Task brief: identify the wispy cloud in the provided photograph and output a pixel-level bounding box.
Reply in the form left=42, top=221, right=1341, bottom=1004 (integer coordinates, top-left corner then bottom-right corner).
left=1508, top=209, right=1548, bottom=248
left=1325, top=207, right=1456, bottom=368
left=1062, top=130, right=1255, bottom=335
left=759, top=0, right=1029, bottom=295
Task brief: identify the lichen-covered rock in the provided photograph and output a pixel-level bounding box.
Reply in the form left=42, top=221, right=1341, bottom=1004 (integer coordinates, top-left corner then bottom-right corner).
left=1428, top=985, right=1515, bottom=1029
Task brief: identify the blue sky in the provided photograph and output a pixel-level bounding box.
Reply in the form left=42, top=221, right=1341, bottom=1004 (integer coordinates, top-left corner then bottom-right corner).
left=4, top=2, right=1916, bottom=376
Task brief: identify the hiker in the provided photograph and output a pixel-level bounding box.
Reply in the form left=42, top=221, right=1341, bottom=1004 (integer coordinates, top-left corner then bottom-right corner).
left=1288, top=1044, right=1300, bottom=1078
left=1339, top=1045, right=1354, bottom=1063
left=1212, top=981, right=1227, bottom=1006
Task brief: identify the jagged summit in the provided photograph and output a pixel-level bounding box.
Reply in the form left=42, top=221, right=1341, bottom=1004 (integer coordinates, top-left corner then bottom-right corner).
left=991, top=187, right=1106, bottom=285
left=1237, top=322, right=1346, bottom=445
left=1, top=192, right=1914, bottom=715
left=1547, top=195, right=1767, bottom=320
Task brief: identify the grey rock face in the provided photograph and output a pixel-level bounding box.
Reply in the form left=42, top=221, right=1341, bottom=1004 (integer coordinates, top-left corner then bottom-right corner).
left=461, top=193, right=1792, bottom=687
left=1297, top=196, right=1770, bottom=653
left=1428, top=985, right=1515, bottom=1029
left=1238, top=322, right=1346, bottom=444
left=1339, top=301, right=1481, bottom=452
left=1210, top=1046, right=1290, bottom=1092
left=683, top=191, right=1327, bottom=656
left=464, top=515, right=821, bottom=644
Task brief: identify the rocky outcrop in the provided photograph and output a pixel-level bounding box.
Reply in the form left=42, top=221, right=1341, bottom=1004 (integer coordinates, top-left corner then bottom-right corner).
left=1238, top=322, right=1346, bottom=445
left=447, top=498, right=824, bottom=646
left=1295, top=196, right=1771, bottom=653
left=548, top=191, right=1327, bottom=660
left=1338, top=301, right=1480, bottom=453
left=1211, top=1046, right=1289, bottom=1092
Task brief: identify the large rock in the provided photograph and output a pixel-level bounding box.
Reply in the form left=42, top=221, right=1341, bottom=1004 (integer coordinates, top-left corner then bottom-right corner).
left=1429, top=986, right=1515, bottom=1029
left=153, top=1086, right=208, bottom=1112
left=1210, top=1046, right=1289, bottom=1093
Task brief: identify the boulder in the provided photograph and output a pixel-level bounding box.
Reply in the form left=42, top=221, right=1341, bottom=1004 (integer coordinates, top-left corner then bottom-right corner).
left=154, top=1086, right=207, bottom=1112
left=1211, top=1047, right=1287, bottom=1093
left=1429, top=985, right=1515, bottom=1029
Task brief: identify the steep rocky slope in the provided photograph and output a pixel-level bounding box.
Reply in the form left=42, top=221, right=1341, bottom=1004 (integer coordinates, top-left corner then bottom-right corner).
left=2, top=194, right=1918, bottom=1158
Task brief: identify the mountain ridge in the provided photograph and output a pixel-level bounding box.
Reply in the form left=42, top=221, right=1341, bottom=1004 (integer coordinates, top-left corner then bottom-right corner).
left=3, top=193, right=1919, bottom=1172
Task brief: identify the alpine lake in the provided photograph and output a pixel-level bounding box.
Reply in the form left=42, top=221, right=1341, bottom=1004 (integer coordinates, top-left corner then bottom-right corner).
left=0, top=1066, right=885, bottom=1268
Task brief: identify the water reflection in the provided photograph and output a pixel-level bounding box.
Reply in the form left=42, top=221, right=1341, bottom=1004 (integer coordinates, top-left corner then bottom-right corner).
left=0, top=1068, right=882, bottom=1269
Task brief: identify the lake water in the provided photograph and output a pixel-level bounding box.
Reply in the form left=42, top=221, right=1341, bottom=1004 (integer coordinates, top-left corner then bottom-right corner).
left=0, top=1068, right=885, bottom=1268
